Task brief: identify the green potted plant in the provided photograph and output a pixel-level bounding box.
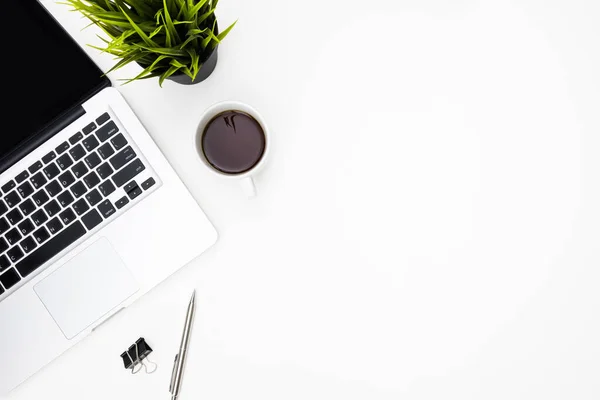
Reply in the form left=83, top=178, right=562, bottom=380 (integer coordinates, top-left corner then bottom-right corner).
left=65, top=0, right=236, bottom=86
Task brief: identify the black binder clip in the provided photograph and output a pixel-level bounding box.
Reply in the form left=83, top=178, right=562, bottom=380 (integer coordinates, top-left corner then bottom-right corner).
left=120, top=337, right=157, bottom=374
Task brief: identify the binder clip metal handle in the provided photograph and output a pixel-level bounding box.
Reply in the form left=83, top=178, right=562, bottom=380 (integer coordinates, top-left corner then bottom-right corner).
left=120, top=337, right=158, bottom=374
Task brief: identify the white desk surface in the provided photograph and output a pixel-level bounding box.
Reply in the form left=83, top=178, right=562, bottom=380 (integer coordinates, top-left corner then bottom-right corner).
left=7, top=1, right=600, bottom=399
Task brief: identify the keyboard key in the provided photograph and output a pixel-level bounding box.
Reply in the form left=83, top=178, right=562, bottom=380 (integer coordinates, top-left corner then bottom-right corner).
left=16, top=221, right=86, bottom=278
left=110, top=146, right=136, bottom=170
left=127, top=186, right=142, bottom=200
left=28, top=161, right=43, bottom=174
left=7, top=246, right=23, bottom=263
left=57, top=191, right=74, bottom=207
left=6, top=209, right=23, bottom=225
left=1, top=181, right=15, bottom=194
left=69, top=132, right=84, bottom=145
left=83, top=122, right=97, bottom=135
left=0, top=218, right=9, bottom=234
left=123, top=181, right=138, bottom=193
left=96, top=112, right=110, bottom=125
left=59, top=208, right=76, bottom=225
left=5, top=229, right=21, bottom=246
left=97, top=163, right=114, bottom=180
left=17, top=182, right=34, bottom=198
left=83, top=136, right=100, bottom=152
left=72, top=199, right=89, bottom=216
left=42, top=151, right=56, bottom=164
left=141, top=177, right=156, bottom=190
left=57, top=154, right=73, bottom=170
left=29, top=189, right=50, bottom=206
left=110, top=133, right=128, bottom=151
left=72, top=161, right=89, bottom=179
left=115, top=196, right=129, bottom=209
left=0, top=200, right=7, bottom=216
left=112, top=159, right=145, bottom=187
left=18, top=219, right=35, bottom=236
left=5, top=207, right=22, bottom=223
left=4, top=191, right=20, bottom=208
left=33, top=227, right=50, bottom=244
left=98, top=143, right=115, bottom=160
left=46, top=217, right=63, bottom=234
left=56, top=141, right=70, bottom=154
left=31, top=209, right=48, bottom=226
left=71, top=181, right=87, bottom=198
left=84, top=152, right=101, bottom=169
left=85, top=189, right=102, bottom=207
left=18, top=199, right=36, bottom=216
left=44, top=200, right=61, bottom=217
left=0, top=255, right=10, bottom=273
left=98, top=199, right=116, bottom=218
left=32, top=190, right=50, bottom=207
left=96, top=121, right=118, bottom=142
left=15, top=171, right=29, bottom=184
left=45, top=180, right=62, bottom=197
left=20, top=236, right=37, bottom=253
left=83, top=171, right=100, bottom=189
left=0, top=238, right=8, bottom=254
left=43, top=163, right=60, bottom=180
left=58, top=171, right=75, bottom=188
left=69, top=144, right=86, bottom=161
left=81, top=209, right=102, bottom=230
left=0, top=267, right=21, bottom=289
left=98, top=180, right=116, bottom=197
left=30, top=172, right=47, bottom=189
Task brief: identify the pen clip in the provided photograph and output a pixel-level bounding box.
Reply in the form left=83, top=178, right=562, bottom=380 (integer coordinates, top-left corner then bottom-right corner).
left=169, top=353, right=179, bottom=394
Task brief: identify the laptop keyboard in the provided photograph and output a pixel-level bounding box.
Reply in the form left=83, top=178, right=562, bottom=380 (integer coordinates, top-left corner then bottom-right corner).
left=0, top=113, right=157, bottom=298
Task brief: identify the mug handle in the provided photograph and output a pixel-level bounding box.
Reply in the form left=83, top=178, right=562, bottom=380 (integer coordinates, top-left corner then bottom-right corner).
left=240, top=177, right=257, bottom=198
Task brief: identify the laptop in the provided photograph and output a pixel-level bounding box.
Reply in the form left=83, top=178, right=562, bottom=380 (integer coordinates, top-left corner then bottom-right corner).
left=0, top=0, right=217, bottom=393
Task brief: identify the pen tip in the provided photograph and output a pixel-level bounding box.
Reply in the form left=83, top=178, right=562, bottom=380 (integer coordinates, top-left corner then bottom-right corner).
left=190, top=290, right=196, bottom=303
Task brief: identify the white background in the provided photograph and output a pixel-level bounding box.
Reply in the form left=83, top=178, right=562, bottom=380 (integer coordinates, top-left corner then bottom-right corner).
left=6, top=0, right=600, bottom=399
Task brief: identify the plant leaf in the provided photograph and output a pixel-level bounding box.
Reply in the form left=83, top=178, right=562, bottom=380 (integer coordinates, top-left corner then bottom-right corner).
left=186, top=48, right=200, bottom=77
left=124, top=54, right=168, bottom=84
left=187, top=27, right=208, bottom=35
left=169, top=59, right=193, bottom=78
left=178, top=32, right=204, bottom=49
left=123, top=0, right=154, bottom=18
left=123, top=67, right=155, bottom=84
left=216, top=20, right=236, bottom=41
left=197, top=8, right=215, bottom=25
left=119, top=6, right=158, bottom=46
left=154, top=8, right=163, bottom=24
left=104, top=51, right=147, bottom=75
left=149, top=25, right=164, bottom=38
left=134, top=44, right=186, bottom=56
left=159, top=65, right=181, bottom=87
left=162, top=0, right=180, bottom=45
left=174, top=0, right=186, bottom=19
left=188, top=0, right=209, bottom=18
left=201, top=34, right=212, bottom=49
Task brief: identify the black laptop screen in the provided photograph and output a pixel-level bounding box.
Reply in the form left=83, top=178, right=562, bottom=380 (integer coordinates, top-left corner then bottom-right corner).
left=1, top=0, right=107, bottom=169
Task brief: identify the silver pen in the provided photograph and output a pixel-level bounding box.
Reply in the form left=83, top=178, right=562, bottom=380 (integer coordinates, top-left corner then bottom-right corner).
left=169, top=291, right=196, bottom=400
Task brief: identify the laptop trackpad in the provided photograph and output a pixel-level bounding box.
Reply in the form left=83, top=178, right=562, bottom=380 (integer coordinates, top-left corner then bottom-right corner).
left=34, top=238, right=139, bottom=339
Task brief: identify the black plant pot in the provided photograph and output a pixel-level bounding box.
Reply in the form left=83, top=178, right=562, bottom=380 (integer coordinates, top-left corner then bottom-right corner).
left=167, top=45, right=219, bottom=85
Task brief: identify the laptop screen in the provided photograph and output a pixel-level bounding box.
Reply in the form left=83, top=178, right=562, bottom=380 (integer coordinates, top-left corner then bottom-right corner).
left=1, top=0, right=108, bottom=169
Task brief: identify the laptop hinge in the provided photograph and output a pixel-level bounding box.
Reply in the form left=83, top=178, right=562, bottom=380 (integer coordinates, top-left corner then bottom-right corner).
left=0, top=105, right=85, bottom=175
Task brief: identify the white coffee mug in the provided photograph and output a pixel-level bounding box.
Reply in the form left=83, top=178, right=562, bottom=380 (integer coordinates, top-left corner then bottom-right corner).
left=195, top=101, right=269, bottom=197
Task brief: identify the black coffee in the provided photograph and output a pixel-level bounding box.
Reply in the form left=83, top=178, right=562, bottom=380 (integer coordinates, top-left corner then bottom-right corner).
left=202, top=111, right=266, bottom=175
